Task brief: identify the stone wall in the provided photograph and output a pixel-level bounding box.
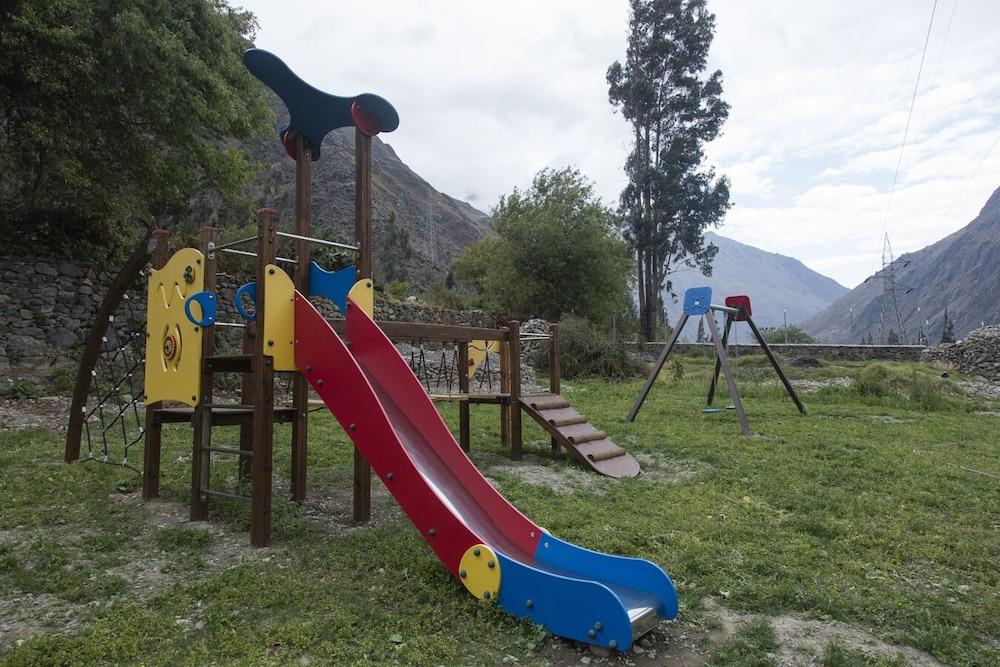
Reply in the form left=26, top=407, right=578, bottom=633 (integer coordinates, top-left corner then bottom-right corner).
left=922, top=325, right=1000, bottom=380
left=0, top=253, right=499, bottom=392
left=633, top=342, right=927, bottom=362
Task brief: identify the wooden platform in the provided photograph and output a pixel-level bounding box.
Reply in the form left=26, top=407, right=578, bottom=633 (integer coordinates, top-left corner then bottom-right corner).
left=151, top=405, right=297, bottom=426
left=519, top=394, right=641, bottom=478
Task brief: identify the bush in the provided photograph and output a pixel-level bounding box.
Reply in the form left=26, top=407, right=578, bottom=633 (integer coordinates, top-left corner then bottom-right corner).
left=383, top=280, right=410, bottom=303
left=853, top=363, right=972, bottom=412
left=5, top=380, right=41, bottom=400
left=546, top=315, right=644, bottom=381
left=854, top=364, right=894, bottom=398
left=761, top=326, right=816, bottom=344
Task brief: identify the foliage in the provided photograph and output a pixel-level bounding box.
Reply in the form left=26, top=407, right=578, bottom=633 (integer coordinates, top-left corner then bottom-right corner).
left=0, top=0, right=271, bottom=255
left=383, top=279, right=410, bottom=303
left=761, top=325, right=816, bottom=344
left=607, top=0, right=731, bottom=339
left=546, top=315, right=644, bottom=380
left=940, top=308, right=955, bottom=344
left=853, top=363, right=972, bottom=412
left=707, top=620, right=777, bottom=666
left=376, top=212, right=413, bottom=285
left=3, top=380, right=41, bottom=400
left=669, top=358, right=685, bottom=380
left=452, top=167, right=633, bottom=328
left=422, top=276, right=467, bottom=310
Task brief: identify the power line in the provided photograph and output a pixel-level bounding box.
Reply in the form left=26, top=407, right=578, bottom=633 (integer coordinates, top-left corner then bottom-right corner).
left=880, top=0, right=940, bottom=238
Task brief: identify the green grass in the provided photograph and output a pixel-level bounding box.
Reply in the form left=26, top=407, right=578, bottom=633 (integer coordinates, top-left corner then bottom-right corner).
left=0, top=357, right=997, bottom=665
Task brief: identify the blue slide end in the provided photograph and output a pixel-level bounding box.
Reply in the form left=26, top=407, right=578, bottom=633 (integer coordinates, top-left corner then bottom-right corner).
left=309, top=262, right=356, bottom=314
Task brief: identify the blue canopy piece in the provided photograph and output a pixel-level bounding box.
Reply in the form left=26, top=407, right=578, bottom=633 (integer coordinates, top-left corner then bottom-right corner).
left=242, top=48, right=399, bottom=160
left=309, top=263, right=356, bottom=315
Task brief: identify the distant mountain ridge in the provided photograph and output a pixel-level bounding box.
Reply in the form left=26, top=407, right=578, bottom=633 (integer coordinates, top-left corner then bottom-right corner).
left=665, top=232, right=848, bottom=338
left=805, top=185, right=1000, bottom=343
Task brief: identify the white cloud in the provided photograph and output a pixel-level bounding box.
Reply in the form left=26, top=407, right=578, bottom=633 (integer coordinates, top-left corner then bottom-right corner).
left=236, top=0, right=1000, bottom=287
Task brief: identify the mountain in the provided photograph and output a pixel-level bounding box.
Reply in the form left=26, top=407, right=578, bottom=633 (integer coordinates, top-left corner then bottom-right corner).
left=805, top=185, right=1000, bottom=344
left=664, top=232, right=848, bottom=337
left=194, top=97, right=492, bottom=289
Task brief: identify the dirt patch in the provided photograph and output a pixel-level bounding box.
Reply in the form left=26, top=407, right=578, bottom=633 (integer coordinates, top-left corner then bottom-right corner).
left=0, top=396, right=70, bottom=432
left=290, top=470, right=404, bottom=533
left=481, top=453, right=606, bottom=496
left=959, top=380, right=1000, bottom=401
left=538, top=619, right=719, bottom=666
left=633, top=452, right=713, bottom=485
left=866, top=415, right=915, bottom=424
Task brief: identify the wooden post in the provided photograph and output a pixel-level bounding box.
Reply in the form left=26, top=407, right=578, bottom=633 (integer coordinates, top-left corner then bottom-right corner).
left=141, top=230, right=170, bottom=499
left=352, top=127, right=373, bottom=524
left=508, top=320, right=522, bottom=460
left=190, top=226, right=219, bottom=521
left=290, top=135, right=312, bottom=502
left=499, top=334, right=511, bottom=450
left=626, top=312, right=689, bottom=422
left=707, top=315, right=733, bottom=407
left=251, top=209, right=278, bottom=546
left=744, top=312, right=807, bottom=414
left=458, top=342, right=471, bottom=452
left=705, top=313, right=750, bottom=436
left=548, top=323, right=560, bottom=451
left=238, top=322, right=256, bottom=482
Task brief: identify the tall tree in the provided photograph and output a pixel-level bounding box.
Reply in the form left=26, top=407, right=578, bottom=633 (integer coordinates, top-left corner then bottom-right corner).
left=607, top=0, right=731, bottom=339
left=453, top=167, right=633, bottom=329
left=0, top=0, right=270, bottom=254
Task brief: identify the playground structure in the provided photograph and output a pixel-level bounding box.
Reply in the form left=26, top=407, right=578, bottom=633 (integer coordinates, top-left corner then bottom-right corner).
left=626, top=287, right=806, bottom=434
left=63, top=49, right=666, bottom=650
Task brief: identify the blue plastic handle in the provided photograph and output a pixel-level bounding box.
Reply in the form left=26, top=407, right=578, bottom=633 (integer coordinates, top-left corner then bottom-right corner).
left=184, top=291, right=217, bottom=327
left=235, top=282, right=257, bottom=321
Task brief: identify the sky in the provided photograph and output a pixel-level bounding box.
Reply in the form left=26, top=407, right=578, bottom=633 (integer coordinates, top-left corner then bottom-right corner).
left=236, top=0, right=1000, bottom=289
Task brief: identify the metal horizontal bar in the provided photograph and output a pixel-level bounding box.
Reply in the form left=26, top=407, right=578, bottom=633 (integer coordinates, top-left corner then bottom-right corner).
left=214, top=322, right=247, bottom=328
left=220, top=248, right=298, bottom=265
left=212, top=235, right=257, bottom=252
left=710, top=304, right=739, bottom=314
left=326, top=318, right=510, bottom=343
left=204, top=446, right=253, bottom=456
left=201, top=488, right=250, bottom=502
left=276, top=231, right=359, bottom=251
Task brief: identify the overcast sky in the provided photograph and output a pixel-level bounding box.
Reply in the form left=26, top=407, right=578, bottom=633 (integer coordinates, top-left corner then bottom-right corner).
left=237, top=0, right=1000, bottom=288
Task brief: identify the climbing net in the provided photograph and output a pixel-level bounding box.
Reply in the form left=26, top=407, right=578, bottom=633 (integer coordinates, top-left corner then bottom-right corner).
left=79, top=272, right=148, bottom=472
left=405, top=341, right=498, bottom=395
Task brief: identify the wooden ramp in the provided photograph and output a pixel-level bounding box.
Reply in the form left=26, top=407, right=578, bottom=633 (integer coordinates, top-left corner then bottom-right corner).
left=520, top=394, right=641, bottom=478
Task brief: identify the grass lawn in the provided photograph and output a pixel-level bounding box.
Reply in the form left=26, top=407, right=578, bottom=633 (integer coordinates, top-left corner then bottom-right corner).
left=0, top=357, right=997, bottom=665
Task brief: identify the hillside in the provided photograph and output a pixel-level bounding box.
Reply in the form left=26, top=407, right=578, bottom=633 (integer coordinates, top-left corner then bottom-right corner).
left=194, top=98, right=492, bottom=288
left=665, top=232, right=848, bottom=337
left=805, top=185, right=1000, bottom=343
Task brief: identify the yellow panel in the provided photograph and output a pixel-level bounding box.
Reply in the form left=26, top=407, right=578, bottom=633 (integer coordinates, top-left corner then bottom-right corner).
left=468, top=340, right=499, bottom=378
left=144, top=248, right=204, bottom=405
left=348, top=278, right=374, bottom=318
left=263, top=264, right=296, bottom=371
left=458, top=544, right=501, bottom=601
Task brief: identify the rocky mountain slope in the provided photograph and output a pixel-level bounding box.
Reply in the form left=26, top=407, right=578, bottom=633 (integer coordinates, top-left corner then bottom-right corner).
left=665, top=232, right=848, bottom=337
left=805, top=185, right=1000, bottom=343
left=195, top=99, right=493, bottom=288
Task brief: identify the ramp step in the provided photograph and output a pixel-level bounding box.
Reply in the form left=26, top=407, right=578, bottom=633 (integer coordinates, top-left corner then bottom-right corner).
left=524, top=393, right=570, bottom=410
left=558, top=423, right=607, bottom=444
left=538, top=407, right=588, bottom=427
left=576, top=439, right=627, bottom=462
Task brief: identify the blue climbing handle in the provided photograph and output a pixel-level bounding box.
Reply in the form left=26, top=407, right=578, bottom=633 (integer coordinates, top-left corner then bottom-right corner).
left=235, top=283, right=257, bottom=321
left=184, top=291, right=218, bottom=327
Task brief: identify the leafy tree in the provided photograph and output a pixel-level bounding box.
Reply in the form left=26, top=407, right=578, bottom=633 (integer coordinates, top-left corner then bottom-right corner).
left=0, top=0, right=270, bottom=255
left=939, top=308, right=955, bottom=344
left=377, top=212, right=412, bottom=284
left=445, top=270, right=455, bottom=290
left=607, top=0, right=731, bottom=339
left=761, top=326, right=816, bottom=344
left=453, top=167, right=633, bottom=329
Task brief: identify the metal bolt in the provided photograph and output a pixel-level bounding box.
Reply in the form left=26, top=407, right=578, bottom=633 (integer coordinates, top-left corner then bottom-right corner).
left=428, top=528, right=436, bottom=537
left=459, top=569, right=467, bottom=578
left=387, top=472, right=394, bottom=480
left=483, top=591, right=491, bottom=600
left=587, top=629, right=596, bottom=639
left=191, top=395, right=197, bottom=401
left=526, top=599, right=533, bottom=609
left=306, top=365, right=312, bottom=372
left=317, top=379, right=324, bottom=387
left=349, top=423, right=356, bottom=431
left=594, top=622, right=602, bottom=631
left=194, top=326, right=199, bottom=332
left=487, top=560, right=495, bottom=569
left=269, top=268, right=275, bottom=275
left=473, top=548, right=481, bottom=557
left=267, top=340, right=274, bottom=346
left=608, top=640, right=617, bottom=650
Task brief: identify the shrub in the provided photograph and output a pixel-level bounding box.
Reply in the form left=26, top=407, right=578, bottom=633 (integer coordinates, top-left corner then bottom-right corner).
left=384, top=280, right=410, bottom=303
left=5, top=380, right=41, bottom=400
left=854, top=364, right=893, bottom=398
left=761, top=325, right=816, bottom=344
left=548, top=315, right=644, bottom=380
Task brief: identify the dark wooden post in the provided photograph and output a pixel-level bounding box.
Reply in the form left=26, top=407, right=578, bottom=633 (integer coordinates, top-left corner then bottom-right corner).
left=626, top=312, right=690, bottom=422
left=141, top=230, right=170, bottom=499
left=508, top=321, right=522, bottom=460
left=190, top=227, right=219, bottom=520
left=707, top=315, right=733, bottom=407
left=238, top=322, right=256, bottom=481
left=290, top=135, right=312, bottom=502
left=548, top=323, right=560, bottom=451
left=705, top=313, right=750, bottom=436
left=251, top=209, right=278, bottom=546
left=457, top=342, right=470, bottom=452
left=499, top=333, right=511, bottom=450
left=744, top=312, right=807, bottom=414
left=352, top=127, right=373, bottom=524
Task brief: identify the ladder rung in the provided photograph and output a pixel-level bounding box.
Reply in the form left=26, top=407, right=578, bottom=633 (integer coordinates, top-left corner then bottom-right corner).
left=203, top=446, right=253, bottom=456
left=201, top=488, right=251, bottom=502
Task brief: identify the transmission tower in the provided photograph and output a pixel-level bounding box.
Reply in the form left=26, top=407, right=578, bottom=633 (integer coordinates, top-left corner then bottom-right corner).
left=878, top=234, right=909, bottom=344
left=426, top=187, right=439, bottom=265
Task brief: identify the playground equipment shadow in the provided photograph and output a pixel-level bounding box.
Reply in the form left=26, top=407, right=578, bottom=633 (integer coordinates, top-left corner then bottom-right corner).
left=0, top=358, right=997, bottom=665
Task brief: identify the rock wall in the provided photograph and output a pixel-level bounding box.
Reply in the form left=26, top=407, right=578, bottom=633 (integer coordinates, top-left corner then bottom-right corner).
left=634, top=342, right=927, bottom=362
left=921, top=325, right=1000, bottom=380
left=0, top=253, right=502, bottom=392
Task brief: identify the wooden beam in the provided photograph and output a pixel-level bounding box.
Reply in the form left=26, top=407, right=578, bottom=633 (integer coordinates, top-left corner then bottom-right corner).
left=626, top=312, right=689, bottom=422
left=499, top=334, right=511, bottom=450
left=508, top=321, right=522, bottom=460
left=706, top=313, right=750, bottom=436
left=457, top=342, right=471, bottom=452
left=291, top=135, right=312, bottom=503
left=744, top=311, right=807, bottom=414
left=707, top=315, right=733, bottom=406
left=549, top=323, right=561, bottom=451
left=238, top=323, right=256, bottom=482
left=190, top=226, right=220, bottom=521
left=140, top=230, right=169, bottom=499
left=353, top=128, right=372, bottom=524
left=251, top=209, right=278, bottom=546
left=326, top=319, right=508, bottom=343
